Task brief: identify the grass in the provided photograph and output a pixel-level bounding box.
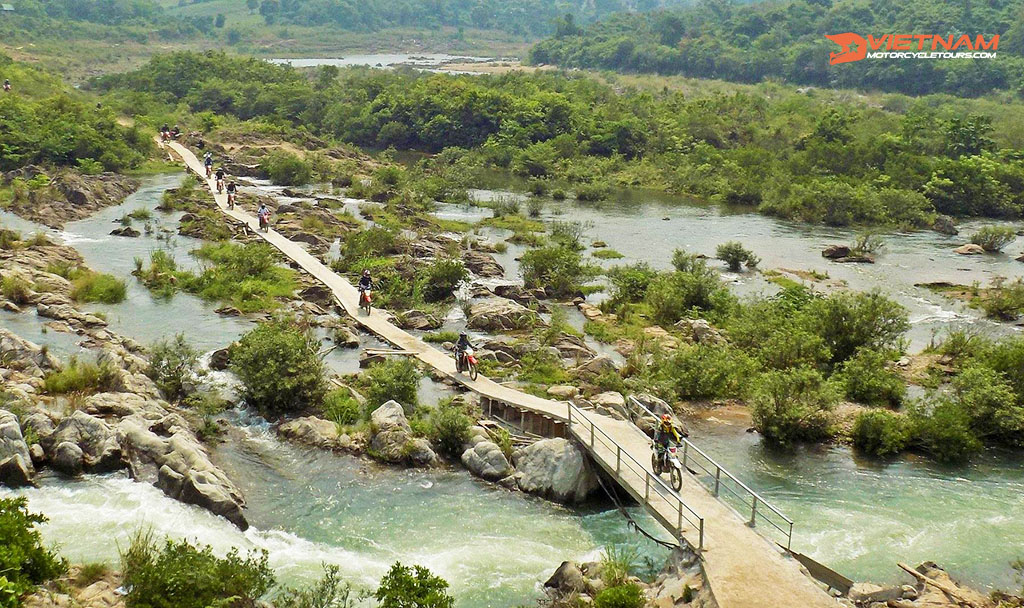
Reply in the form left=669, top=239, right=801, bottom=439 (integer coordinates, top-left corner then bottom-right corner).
left=423, top=330, right=459, bottom=344
left=70, top=272, right=128, bottom=304
left=74, top=562, right=110, bottom=587
left=42, top=357, right=117, bottom=395
left=592, top=249, right=624, bottom=260
left=1, top=275, right=33, bottom=304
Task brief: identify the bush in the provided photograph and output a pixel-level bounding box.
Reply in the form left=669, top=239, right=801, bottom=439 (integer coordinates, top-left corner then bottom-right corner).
left=147, top=334, right=199, bottom=402
left=322, top=389, right=362, bottom=425
left=576, top=182, right=611, bottom=202
left=850, top=231, right=885, bottom=255
left=656, top=344, right=755, bottom=401
left=952, top=364, right=1024, bottom=447
left=120, top=531, right=274, bottom=608
left=42, top=357, right=116, bottom=395
left=607, top=263, right=658, bottom=307
left=970, top=225, right=1017, bottom=252
left=230, top=320, right=327, bottom=417
left=838, top=348, right=905, bottom=406
left=0, top=497, right=67, bottom=600
left=420, top=258, right=468, bottom=303
left=909, top=398, right=981, bottom=463
left=805, top=291, right=909, bottom=365
left=646, top=265, right=733, bottom=325
left=423, top=331, right=459, bottom=344
left=981, top=277, right=1024, bottom=321
left=715, top=241, right=760, bottom=272
left=365, top=358, right=420, bottom=411
left=549, top=220, right=591, bottom=250
left=338, top=227, right=400, bottom=269
left=429, top=400, right=471, bottom=457
left=375, top=562, right=454, bottom=608
left=526, top=197, right=544, bottom=217
left=274, top=565, right=355, bottom=608
left=852, top=409, right=911, bottom=457
left=261, top=150, right=312, bottom=186
left=491, top=196, right=521, bottom=218
left=600, top=545, right=637, bottom=588
left=593, top=584, right=645, bottom=608
left=751, top=367, right=839, bottom=446
left=1, top=275, right=32, bottom=304
left=520, top=245, right=595, bottom=298
left=70, top=272, right=127, bottom=304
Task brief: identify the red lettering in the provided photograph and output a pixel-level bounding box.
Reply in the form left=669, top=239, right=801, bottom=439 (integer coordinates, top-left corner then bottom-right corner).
left=892, top=34, right=912, bottom=50
left=932, top=35, right=953, bottom=50
left=975, top=35, right=999, bottom=50
left=913, top=34, right=931, bottom=50
left=952, top=34, right=973, bottom=50
left=867, top=34, right=888, bottom=50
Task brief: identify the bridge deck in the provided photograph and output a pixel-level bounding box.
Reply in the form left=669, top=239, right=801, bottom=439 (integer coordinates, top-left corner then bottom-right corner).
left=165, top=140, right=837, bottom=608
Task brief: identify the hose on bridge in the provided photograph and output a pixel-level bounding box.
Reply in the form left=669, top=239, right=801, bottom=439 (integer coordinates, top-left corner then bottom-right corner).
left=594, top=466, right=678, bottom=551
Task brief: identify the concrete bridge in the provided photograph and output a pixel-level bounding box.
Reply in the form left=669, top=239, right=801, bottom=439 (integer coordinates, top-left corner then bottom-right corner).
left=164, top=140, right=839, bottom=608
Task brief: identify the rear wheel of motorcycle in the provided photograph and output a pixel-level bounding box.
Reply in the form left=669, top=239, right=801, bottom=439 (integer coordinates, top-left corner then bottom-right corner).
left=670, top=467, right=683, bottom=491
left=468, top=362, right=478, bottom=381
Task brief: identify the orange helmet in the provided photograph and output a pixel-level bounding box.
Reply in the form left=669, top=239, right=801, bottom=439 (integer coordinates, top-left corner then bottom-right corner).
left=661, top=414, right=672, bottom=423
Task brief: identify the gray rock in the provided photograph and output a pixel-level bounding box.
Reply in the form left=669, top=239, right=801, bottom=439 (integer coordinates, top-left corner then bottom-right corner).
left=545, top=561, right=587, bottom=594
left=332, top=327, right=360, bottom=348
left=46, top=410, right=123, bottom=473
left=821, top=245, right=851, bottom=259
left=463, top=250, right=504, bottom=278
left=0, top=410, right=35, bottom=487
left=461, top=441, right=512, bottom=481
left=209, top=348, right=231, bottom=371
left=369, top=401, right=435, bottom=466
left=932, top=215, right=958, bottom=235
left=279, top=416, right=346, bottom=450
left=110, top=226, right=140, bottom=237
left=675, top=319, right=725, bottom=345
left=573, top=355, right=619, bottom=378
left=954, top=243, right=985, bottom=255
left=0, top=329, right=60, bottom=377
left=51, top=441, right=84, bottom=475
left=396, top=310, right=442, bottom=331
left=0, top=454, right=33, bottom=487
left=514, top=438, right=598, bottom=504
left=467, top=297, right=541, bottom=331
left=406, top=438, right=437, bottom=467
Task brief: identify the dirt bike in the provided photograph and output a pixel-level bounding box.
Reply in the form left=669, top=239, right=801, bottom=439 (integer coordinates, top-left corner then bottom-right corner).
left=216, top=178, right=224, bottom=194
left=258, top=212, right=270, bottom=232
left=205, top=164, right=213, bottom=179
left=227, top=191, right=236, bottom=209
left=358, top=288, right=373, bottom=314
left=454, top=346, right=479, bottom=381
left=652, top=442, right=684, bottom=491
left=160, top=131, right=171, bottom=141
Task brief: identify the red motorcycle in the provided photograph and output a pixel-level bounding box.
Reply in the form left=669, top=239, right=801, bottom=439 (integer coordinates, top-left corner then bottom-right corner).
left=358, top=289, right=372, bottom=314
left=454, top=346, right=479, bottom=380
left=227, top=191, right=236, bottom=209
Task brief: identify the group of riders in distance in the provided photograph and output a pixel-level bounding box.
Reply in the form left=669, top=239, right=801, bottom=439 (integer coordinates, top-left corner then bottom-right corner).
left=159, top=125, right=685, bottom=486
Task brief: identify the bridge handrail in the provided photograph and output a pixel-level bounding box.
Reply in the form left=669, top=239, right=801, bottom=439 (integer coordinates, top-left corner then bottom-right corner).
left=625, top=396, right=794, bottom=550
left=566, top=401, right=705, bottom=551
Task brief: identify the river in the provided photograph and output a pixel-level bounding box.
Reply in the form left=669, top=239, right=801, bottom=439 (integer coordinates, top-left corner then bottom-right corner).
left=2, top=172, right=1023, bottom=596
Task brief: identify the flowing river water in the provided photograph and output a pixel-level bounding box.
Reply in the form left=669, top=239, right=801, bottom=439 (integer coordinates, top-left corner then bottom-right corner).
left=3, top=172, right=1024, bottom=599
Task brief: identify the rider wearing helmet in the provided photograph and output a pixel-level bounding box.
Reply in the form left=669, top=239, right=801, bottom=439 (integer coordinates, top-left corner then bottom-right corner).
left=455, top=331, right=473, bottom=353
left=357, top=269, right=373, bottom=292
left=654, top=414, right=683, bottom=452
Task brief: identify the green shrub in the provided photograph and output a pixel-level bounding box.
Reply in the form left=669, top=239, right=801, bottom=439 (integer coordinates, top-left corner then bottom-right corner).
left=804, top=291, right=909, bottom=365
left=230, top=320, right=327, bottom=417
left=42, top=357, right=116, bottom=395
left=75, top=562, right=111, bottom=587
left=429, top=400, right=471, bottom=457
left=0, top=497, right=67, bottom=600
left=274, top=565, right=355, bottom=608
left=838, top=348, right=905, bottom=406
left=177, top=243, right=296, bottom=312
left=322, top=389, right=362, bottom=425
left=374, top=562, right=454, bottom=608
left=491, top=196, right=521, bottom=218
left=518, top=349, right=570, bottom=385
left=261, top=150, right=312, bottom=186
left=593, top=584, right=645, bottom=608
left=576, top=182, right=611, bottom=202
left=70, top=272, right=127, bottom=304
left=120, top=530, right=274, bottom=608
left=715, top=241, right=759, bottom=272
left=592, top=249, right=624, bottom=259
left=1, top=275, right=32, bottom=304
left=338, top=227, right=400, bottom=269
left=551, top=189, right=567, bottom=200
left=600, top=545, right=637, bottom=588
left=549, top=220, right=591, bottom=251
left=909, top=398, right=981, bottom=463
left=423, top=331, right=459, bottom=344
left=607, top=263, right=658, bottom=308
left=751, top=367, right=840, bottom=446
left=365, top=358, right=420, bottom=411
left=526, top=196, right=545, bottom=217
left=852, top=409, right=911, bottom=457
left=147, top=333, right=199, bottom=402
left=646, top=265, right=733, bottom=325
left=952, top=365, right=1024, bottom=447
left=850, top=231, right=885, bottom=255
left=969, top=225, right=1017, bottom=252
left=420, top=258, right=468, bottom=303
left=981, top=277, right=1024, bottom=321
left=520, top=245, right=596, bottom=298
left=656, top=344, right=754, bottom=401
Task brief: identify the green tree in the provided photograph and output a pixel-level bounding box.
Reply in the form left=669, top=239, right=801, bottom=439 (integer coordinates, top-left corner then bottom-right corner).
left=147, top=333, right=199, bottom=402
left=230, top=320, right=327, bottom=417
left=375, top=563, right=454, bottom=608
left=0, top=497, right=67, bottom=600
left=805, top=291, right=909, bottom=366
left=520, top=245, right=595, bottom=297
left=365, top=358, right=420, bottom=410
left=751, top=367, right=839, bottom=446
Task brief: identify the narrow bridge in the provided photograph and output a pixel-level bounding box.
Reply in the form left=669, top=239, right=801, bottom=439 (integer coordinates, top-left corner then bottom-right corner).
left=164, top=140, right=838, bottom=608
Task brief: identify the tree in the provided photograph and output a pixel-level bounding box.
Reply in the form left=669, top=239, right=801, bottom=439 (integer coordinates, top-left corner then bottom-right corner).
left=230, top=319, right=327, bottom=417
left=0, top=497, right=67, bottom=600
left=805, top=291, right=909, bottom=365
left=375, top=563, right=454, bottom=608
left=214, top=13, right=226, bottom=28
left=751, top=367, right=840, bottom=446
left=247, top=0, right=259, bottom=14
left=944, top=115, right=995, bottom=158
left=715, top=241, right=759, bottom=272
left=147, top=333, right=199, bottom=402
left=520, top=245, right=595, bottom=297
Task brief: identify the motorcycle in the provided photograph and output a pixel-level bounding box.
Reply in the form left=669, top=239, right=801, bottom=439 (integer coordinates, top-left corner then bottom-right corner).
left=258, top=212, right=270, bottom=232
left=160, top=130, right=171, bottom=142
left=652, top=442, right=684, bottom=491
left=358, top=288, right=372, bottom=315
left=205, top=164, right=213, bottom=179
left=216, top=178, right=224, bottom=194
left=454, top=346, right=479, bottom=380
left=227, top=191, right=236, bottom=209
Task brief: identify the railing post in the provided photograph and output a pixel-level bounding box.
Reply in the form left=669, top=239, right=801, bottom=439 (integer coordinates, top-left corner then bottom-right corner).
left=750, top=496, right=758, bottom=526
left=699, top=520, right=704, bottom=551
left=567, top=404, right=571, bottom=429
left=644, top=473, right=650, bottom=502
left=682, top=441, right=688, bottom=470
left=590, top=421, right=595, bottom=450
left=616, top=446, right=621, bottom=477
left=713, top=467, right=721, bottom=497
left=788, top=521, right=794, bottom=551
left=677, top=503, right=682, bottom=533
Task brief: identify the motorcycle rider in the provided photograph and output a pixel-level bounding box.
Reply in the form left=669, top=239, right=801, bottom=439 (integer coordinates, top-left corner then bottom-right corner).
left=171, top=125, right=181, bottom=139
left=454, top=331, right=474, bottom=369
left=653, top=414, right=683, bottom=459
left=215, top=167, right=226, bottom=192
left=256, top=203, right=271, bottom=232
left=226, top=181, right=237, bottom=207
left=3, top=79, right=10, bottom=92
left=357, top=269, right=373, bottom=307
left=203, top=152, right=214, bottom=178
left=160, top=124, right=170, bottom=139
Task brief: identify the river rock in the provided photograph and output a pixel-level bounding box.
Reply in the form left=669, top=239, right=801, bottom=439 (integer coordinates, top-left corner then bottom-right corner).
left=463, top=250, right=504, bottom=278
left=332, top=327, right=360, bottom=348
left=396, top=310, right=442, bottom=331
left=573, top=355, right=619, bottom=378
left=548, top=385, right=579, bottom=399
left=545, top=561, right=587, bottom=595
left=279, top=416, right=352, bottom=451
left=1017, top=253, right=1024, bottom=263
left=552, top=333, right=596, bottom=361
left=953, top=243, right=985, bottom=255
left=461, top=441, right=512, bottom=481
left=932, top=214, right=958, bottom=235
left=513, top=438, right=599, bottom=504
left=467, top=297, right=540, bottom=331
left=369, top=401, right=436, bottom=466
left=494, top=284, right=546, bottom=304
left=0, top=410, right=35, bottom=487
left=0, top=329, right=60, bottom=379
left=591, top=392, right=627, bottom=418
left=209, top=347, right=231, bottom=371
left=821, top=245, right=851, bottom=259
left=675, top=319, right=725, bottom=345
left=299, top=284, right=334, bottom=306
left=110, top=226, right=140, bottom=237
left=44, top=410, right=123, bottom=473
left=51, top=441, right=85, bottom=475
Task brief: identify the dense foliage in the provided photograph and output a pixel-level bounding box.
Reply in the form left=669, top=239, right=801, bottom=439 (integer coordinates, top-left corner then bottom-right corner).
left=529, top=0, right=1024, bottom=97
left=230, top=319, right=327, bottom=417
left=98, top=52, right=1024, bottom=227
left=363, top=358, right=421, bottom=410
left=0, top=497, right=67, bottom=602
left=147, top=334, right=199, bottom=402
left=374, top=562, right=454, bottom=608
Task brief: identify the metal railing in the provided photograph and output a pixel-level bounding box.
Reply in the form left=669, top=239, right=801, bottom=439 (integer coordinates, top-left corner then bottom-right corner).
left=566, top=401, right=705, bottom=551
left=625, top=396, right=795, bottom=550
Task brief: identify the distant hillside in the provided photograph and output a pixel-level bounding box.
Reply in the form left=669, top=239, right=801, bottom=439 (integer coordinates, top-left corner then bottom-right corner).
left=528, top=0, right=1024, bottom=97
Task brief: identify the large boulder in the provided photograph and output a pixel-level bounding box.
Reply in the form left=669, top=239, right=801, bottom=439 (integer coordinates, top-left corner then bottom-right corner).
left=954, top=243, right=986, bottom=255
left=0, top=329, right=60, bottom=378
left=821, top=245, right=851, bottom=259
left=461, top=441, right=512, bottom=481
left=552, top=334, right=596, bottom=361
left=0, top=411, right=34, bottom=487
left=369, top=401, right=436, bottom=466
left=513, top=438, right=599, bottom=504
left=573, top=355, right=619, bottom=378
left=396, top=310, right=442, bottom=331
left=467, top=297, right=540, bottom=331
left=545, top=561, right=587, bottom=595
left=675, top=319, right=725, bottom=345
left=932, top=215, right=958, bottom=235
left=463, top=250, right=504, bottom=278
left=45, top=410, right=123, bottom=473
left=591, top=392, right=627, bottom=419
left=278, top=416, right=355, bottom=451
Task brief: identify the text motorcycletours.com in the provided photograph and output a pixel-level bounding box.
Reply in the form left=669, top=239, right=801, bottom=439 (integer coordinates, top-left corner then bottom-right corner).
left=825, top=33, right=1000, bottom=65
left=867, top=52, right=996, bottom=59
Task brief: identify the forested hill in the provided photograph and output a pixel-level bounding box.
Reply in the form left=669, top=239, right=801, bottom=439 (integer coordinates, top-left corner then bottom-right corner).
left=254, top=0, right=691, bottom=36
left=528, top=0, right=1024, bottom=97
left=0, top=0, right=220, bottom=40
